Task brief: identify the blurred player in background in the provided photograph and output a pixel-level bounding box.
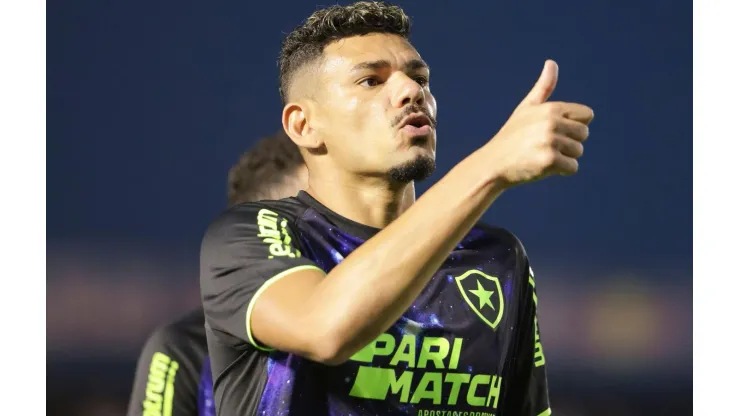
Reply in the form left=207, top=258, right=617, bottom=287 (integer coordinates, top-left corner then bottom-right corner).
left=201, top=2, right=592, bottom=415
left=126, top=130, right=307, bottom=416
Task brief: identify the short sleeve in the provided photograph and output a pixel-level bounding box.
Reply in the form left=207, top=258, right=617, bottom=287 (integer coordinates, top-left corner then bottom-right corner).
left=503, top=263, right=552, bottom=416
left=126, top=326, right=202, bottom=416
left=199, top=203, right=322, bottom=351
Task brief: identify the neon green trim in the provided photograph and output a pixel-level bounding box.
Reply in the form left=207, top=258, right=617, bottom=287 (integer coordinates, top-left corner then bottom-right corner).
left=528, top=274, right=538, bottom=306
left=537, top=408, right=552, bottom=416
left=245, top=265, right=326, bottom=351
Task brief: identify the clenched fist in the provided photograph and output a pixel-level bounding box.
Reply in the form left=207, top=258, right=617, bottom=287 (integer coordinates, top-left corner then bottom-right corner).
left=487, top=60, right=594, bottom=186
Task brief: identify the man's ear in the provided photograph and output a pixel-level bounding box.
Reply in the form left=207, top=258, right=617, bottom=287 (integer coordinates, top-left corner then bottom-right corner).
left=283, top=101, right=324, bottom=151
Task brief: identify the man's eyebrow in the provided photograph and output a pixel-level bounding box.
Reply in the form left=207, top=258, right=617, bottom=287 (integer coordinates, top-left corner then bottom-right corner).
left=350, top=59, right=391, bottom=72
left=403, top=59, right=429, bottom=72
left=350, top=59, right=429, bottom=73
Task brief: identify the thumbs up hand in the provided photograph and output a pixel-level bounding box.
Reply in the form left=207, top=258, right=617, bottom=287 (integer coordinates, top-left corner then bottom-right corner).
left=486, top=60, right=594, bottom=187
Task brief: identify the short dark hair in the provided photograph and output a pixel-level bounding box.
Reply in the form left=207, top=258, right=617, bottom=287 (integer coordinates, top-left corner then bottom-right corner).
left=279, top=1, right=412, bottom=103
left=227, top=130, right=305, bottom=206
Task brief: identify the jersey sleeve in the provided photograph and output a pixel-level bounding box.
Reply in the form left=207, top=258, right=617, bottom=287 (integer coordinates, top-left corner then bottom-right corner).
left=200, top=203, right=322, bottom=351
left=126, top=326, right=202, bottom=416
left=504, top=262, right=552, bottom=416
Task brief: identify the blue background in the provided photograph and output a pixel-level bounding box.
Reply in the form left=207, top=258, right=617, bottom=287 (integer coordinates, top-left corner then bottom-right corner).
left=48, top=0, right=691, bottom=268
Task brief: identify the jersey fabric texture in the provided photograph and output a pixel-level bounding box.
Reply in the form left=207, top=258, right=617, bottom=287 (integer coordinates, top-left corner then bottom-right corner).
left=200, top=191, right=550, bottom=416
left=127, top=308, right=216, bottom=416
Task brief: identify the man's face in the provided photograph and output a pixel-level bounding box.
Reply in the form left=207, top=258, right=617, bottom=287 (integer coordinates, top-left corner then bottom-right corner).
left=310, top=33, right=437, bottom=183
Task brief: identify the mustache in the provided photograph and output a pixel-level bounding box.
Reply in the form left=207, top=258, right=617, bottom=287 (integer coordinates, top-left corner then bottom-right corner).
left=392, top=105, right=437, bottom=129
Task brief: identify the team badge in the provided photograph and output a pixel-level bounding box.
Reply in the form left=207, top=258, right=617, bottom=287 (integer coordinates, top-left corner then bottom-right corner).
left=454, top=270, right=505, bottom=331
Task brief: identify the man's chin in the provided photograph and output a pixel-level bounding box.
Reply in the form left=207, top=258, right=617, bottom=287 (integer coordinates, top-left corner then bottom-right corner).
left=387, top=154, right=436, bottom=183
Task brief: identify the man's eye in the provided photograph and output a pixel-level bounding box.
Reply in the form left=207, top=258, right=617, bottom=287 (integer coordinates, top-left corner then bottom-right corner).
left=359, top=77, right=381, bottom=87
left=414, top=76, right=429, bottom=87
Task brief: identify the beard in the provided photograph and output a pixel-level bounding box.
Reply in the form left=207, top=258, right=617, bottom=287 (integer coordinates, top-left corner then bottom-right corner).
left=388, top=154, right=436, bottom=183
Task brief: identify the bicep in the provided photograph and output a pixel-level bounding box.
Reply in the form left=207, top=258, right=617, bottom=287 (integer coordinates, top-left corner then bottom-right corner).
left=248, top=266, right=327, bottom=355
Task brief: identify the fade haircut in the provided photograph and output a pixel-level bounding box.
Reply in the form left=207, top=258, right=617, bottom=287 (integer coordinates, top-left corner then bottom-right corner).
left=278, top=1, right=412, bottom=104
left=227, top=130, right=305, bottom=206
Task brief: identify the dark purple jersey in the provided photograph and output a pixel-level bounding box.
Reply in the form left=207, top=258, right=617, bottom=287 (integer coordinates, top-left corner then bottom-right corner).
left=127, top=308, right=216, bottom=416
left=200, top=191, right=550, bottom=416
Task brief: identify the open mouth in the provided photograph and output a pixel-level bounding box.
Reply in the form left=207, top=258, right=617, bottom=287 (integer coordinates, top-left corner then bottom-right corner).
left=401, top=114, right=432, bottom=129
left=399, top=113, right=434, bottom=139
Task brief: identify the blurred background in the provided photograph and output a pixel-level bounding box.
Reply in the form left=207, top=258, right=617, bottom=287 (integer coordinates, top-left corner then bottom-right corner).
left=47, top=0, right=691, bottom=415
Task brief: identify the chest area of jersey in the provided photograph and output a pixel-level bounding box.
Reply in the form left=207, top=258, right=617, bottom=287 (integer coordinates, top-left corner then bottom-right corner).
left=298, top=224, right=521, bottom=370
left=339, top=259, right=518, bottom=384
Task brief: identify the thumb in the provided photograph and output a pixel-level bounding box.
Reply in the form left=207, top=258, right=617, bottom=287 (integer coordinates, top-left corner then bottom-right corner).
left=517, top=60, right=558, bottom=109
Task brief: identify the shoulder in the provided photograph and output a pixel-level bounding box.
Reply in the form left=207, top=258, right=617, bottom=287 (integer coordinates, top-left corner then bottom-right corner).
left=201, top=197, right=309, bottom=254
left=203, top=197, right=308, bottom=240
left=472, top=222, right=528, bottom=257
left=200, top=198, right=312, bottom=277
left=137, top=310, right=207, bottom=382
left=144, top=308, right=207, bottom=356
left=471, top=223, right=534, bottom=300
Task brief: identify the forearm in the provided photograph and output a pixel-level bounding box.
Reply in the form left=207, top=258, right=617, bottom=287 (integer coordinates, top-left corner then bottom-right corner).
left=303, top=145, right=505, bottom=362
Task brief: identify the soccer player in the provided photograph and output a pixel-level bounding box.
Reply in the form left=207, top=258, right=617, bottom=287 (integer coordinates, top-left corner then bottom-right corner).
left=126, top=130, right=308, bottom=416
left=200, top=2, right=593, bottom=415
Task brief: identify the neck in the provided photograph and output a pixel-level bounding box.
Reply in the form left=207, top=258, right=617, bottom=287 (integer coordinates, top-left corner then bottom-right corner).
left=305, top=170, right=416, bottom=229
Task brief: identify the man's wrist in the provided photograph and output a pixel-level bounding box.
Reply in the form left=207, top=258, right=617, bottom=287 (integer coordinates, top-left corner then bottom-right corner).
left=469, top=143, right=512, bottom=195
